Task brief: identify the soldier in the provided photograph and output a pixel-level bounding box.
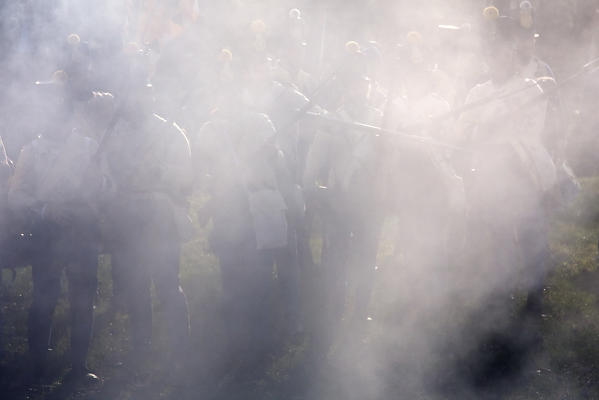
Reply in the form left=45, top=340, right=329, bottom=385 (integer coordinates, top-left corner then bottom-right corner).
left=303, top=45, right=384, bottom=343
left=193, top=79, right=297, bottom=379
left=8, top=72, right=103, bottom=383
left=485, top=11, right=568, bottom=315
left=385, top=59, right=465, bottom=287
left=101, top=52, right=192, bottom=371
left=0, top=135, right=10, bottom=230
left=456, top=15, right=556, bottom=359
left=0, top=135, right=10, bottom=355
left=241, top=51, right=310, bottom=336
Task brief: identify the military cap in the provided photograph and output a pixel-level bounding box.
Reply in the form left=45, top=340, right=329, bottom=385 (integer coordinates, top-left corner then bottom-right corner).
left=67, top=33, right=81, bottom=46
left=483, top=6, right=500, bottom=20
left=288, top=8, right=301, bottom=20
left=250, top=19, right=267, bottom=34
left=519, top=1, right=534, bottom=29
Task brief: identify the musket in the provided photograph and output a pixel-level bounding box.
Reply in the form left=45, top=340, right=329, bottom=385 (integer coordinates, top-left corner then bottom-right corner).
left=429, top=57, right=599, bottom=126
left=303, top=57, right=599, bottom=151
left=92, top=99, right=126, bottom=162
left=304, top=111, right=463, bottom=151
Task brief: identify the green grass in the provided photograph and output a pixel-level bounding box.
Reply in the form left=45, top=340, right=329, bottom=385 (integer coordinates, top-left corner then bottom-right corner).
left=4, top=179, right=599, bottom=399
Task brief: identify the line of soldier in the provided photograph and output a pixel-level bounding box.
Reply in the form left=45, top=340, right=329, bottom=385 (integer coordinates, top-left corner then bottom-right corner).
left=0, top=3, right=583, bottom=389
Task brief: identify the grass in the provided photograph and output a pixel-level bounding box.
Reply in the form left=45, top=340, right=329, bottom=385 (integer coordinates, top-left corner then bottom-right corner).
left=3, top=178, right=599, bottom=399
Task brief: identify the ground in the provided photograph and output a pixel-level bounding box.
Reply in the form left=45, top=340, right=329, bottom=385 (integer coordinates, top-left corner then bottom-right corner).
left=2, top=180, right=599, bottom=399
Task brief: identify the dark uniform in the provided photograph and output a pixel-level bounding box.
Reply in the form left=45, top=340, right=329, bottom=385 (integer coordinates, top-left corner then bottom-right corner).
left=456, top=17, right=556, bottom=372
left=194, top=107, right=296, bottom=377
left=0, top=136, right=11, bottom=261
left=0, top=136, right=10, bottom=357
left=242, top=54, right=313, bottom=336
left=9, top=97, right=102, bottom=379
left=102, top=106, right=192, bottom=364
left=304, top=74, right=384, bottom=340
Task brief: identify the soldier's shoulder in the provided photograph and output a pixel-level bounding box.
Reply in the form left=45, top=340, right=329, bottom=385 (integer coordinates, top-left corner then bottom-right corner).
left=533, top=59, right=558, bottom=93
left=273, top=81, right=310, bottom=108
left=369, top=106, right=384, bottom=119
left=71, top=133, right=99, bottom=154
left=465, top=80, right=493, bottom=103
left=244, top=112, right=276, bottom=131
left=15, top=136, right=47, bottom=163
left=151, top=113, right=191, bottom=150
left=151, top=112, right=187, bottom=135
left=24, top=136, right=46, bottom=152
left=150, top=112, right=169, bottom=126
left=533, top=57, right=555, bottom=80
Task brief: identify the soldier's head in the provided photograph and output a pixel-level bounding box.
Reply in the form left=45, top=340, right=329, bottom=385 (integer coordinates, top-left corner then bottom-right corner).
left=74, top=91, right=115, bottom=139
left=118, top=45, right=154, bottom=118
left=268, top=8, right=307, bottom=77
left=485, top=16, right=531, bottom=83
left=35, top=70, right=78, bottom=138
left=64, top=33, right=93, bottom=101
left=333, top=41, right=371, bottom=105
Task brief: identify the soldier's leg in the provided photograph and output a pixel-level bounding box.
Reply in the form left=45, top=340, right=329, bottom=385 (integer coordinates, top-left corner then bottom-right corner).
left=308, top=214, right=351, bottom=353
left=218, top=246, right=249, bottom=362
left=239, top=247, right=274, bottom=375
left=217, top=241, right=273, bottom=376
left=65, top=246, right=98, bottom=373
left=351, top=215, right=383, bottom=324
left=322, top=217, right=351, bottom=324
left=109, top=251, right=127, bottom=312
left=28, top=258, right=61, bottom=372
left=274, top=229, right=302, bottom=336
left=115, top=242, right=152, bottom=356
left=518, top=212, right=550, bottom=317
left=250, top=249, right=276, bottom=358
left=149, top=239, right=190, bottom=359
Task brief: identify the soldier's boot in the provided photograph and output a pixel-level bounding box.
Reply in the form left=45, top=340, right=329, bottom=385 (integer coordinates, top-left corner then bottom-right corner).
left=27, top=264, right=61, bottom=381
left=63, top=367, right=102, bottom=387
left=129, top=307, right=153, bottom=362
left=152, top=245, right=191, bottom=365
left=276, top=248, right=303, bottom=340
left=163, top=285, right=191, bottom=365
left=67, top=273, right=101, bottom=386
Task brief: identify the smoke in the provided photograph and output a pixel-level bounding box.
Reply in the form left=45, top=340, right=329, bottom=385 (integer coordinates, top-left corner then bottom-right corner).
left=0, top=1, right=598, bottom=399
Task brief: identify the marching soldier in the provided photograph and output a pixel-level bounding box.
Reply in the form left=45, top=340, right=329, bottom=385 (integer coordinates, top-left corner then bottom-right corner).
left=193, top=78, right=299, bottom=379
left=101, top=52, right=192, bottom=370
left=386, top=61, right=465, bottom=286
left=8, top=73, right=103, bottom=383
left=0, top=135, right=10, bottom=356
left=303, top=45, right=384, bottom=343
left=0, top=135, right=10, bottom=230
left=456, top=15, right=556, bottom=357
left=239, top=51, right=309, bottom=336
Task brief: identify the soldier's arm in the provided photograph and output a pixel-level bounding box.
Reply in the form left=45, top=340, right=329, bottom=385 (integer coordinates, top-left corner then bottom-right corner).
left=8, top=145, right=40, bottom=214
left=515, top=82, right=549, bottom=140
left=0, top=136, right=11, bottom=185
left=302, top=131, right=331, bottom=191
left=453, top=83, right=486, bottom=144
left=191, top=120, right=224, bottom=193
left=535, top=76, right=565, bottom=162
left=162, top=124, right=193, bottom=197
left=450, top=83, right=490, bottom=175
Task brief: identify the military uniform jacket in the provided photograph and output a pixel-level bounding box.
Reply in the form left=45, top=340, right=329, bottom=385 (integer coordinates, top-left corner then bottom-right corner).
left=459, top=72, right=556, bottom=193
left=303, top=101, right=383, bottom=214
left=195, top=112, right=291, bottom=250
left=0, top=136, right=11, bottom=227
left=9, top=131, right=99, bottom=216
left=458, top=70, right=556, bottom=222
left=101, top=113, right=193, bottom=242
